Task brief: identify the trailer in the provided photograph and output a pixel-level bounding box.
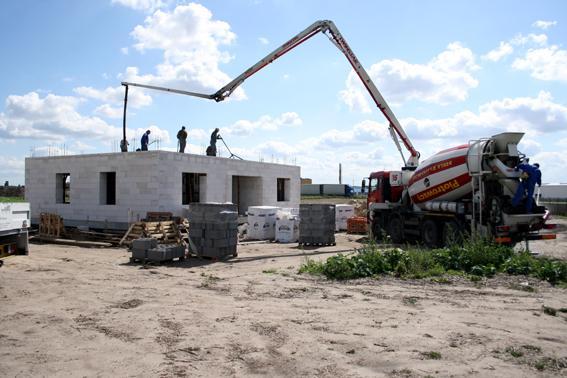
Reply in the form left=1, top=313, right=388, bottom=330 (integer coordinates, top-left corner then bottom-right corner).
left=0, top=202, right=30, bottom=265
left=301, top=184, right=354, bottom=197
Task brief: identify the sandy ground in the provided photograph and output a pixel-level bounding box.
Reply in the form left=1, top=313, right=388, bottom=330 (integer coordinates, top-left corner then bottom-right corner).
left=1, top=226, right=567, bottom=377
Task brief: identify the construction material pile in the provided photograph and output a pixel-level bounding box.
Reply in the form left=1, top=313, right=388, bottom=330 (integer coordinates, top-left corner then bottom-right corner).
left=275, top=208, right=300, bottom=243
left=298, top=204, right=336, bottom=246
left=247, top=206, right=278, bottom=240
left=188, top=203, right=238, bottom=259
left=130, top=238, right=185, bottom=263
left=335, top=204, right=355, bottom=231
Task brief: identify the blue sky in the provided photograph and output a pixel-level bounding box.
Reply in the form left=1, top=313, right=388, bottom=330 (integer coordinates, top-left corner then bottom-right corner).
left=1, top=0, right=567, bottom=186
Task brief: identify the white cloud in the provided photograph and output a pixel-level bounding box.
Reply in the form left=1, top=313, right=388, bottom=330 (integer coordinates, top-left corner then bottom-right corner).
left=482, top=41, right=514, bottom=62
left=72, top=141, right=96, bottom=151
left=186, top=128, right=207, bottom=140
left=340, top=42, right=479, bottom=111
left=258, top=37, right=269, bottom=45
left=0, top=92, right=122, bottom=142
left=532, top=20, right=557, bottom=30
left=125, top=4, right=246, bottom=99
left=94, top=104, right=123, bottom=119
left=111, top=0, right=164, bottom=12
left=402, top=91, right=567, bottom=140
left=134, top=125, right=171, bottom=144
left=314, top=120, right=391, bottom=149
left=0, top=155, right=24, bottom=172
left=224, top=112, right=302, bottom=136
left=121, top=47, right=129, bottom=55
left=74, top=85, right=152, bottom=109
left=512, top=45, right=567, bottom=81
left=531, top=151, right=567, bottom=183
left=510, top=33, right=548, bottom=46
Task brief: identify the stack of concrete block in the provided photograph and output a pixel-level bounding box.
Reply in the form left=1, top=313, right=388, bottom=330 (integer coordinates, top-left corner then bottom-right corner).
left=130, top=238, right=185, bottom=263
left=188, top=203, right=238, bottom=259
left=298, top=204, right=336, bottom=245
left=335, top=204, right=355, bottom=231
left=147, top=244, right=185, bottom=262
left=247, top=206, right=279, bottom=240
left=131, top=238, right=157, bottom=261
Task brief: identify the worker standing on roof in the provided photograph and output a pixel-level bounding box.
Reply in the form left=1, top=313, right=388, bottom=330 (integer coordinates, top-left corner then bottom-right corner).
left=206, top=128, right=221, bottom=156
left=141, top=130, right=151, bottom=151
left=512, top=162, right=541, bottom=213
left=177, top=126, right=188, bottom=153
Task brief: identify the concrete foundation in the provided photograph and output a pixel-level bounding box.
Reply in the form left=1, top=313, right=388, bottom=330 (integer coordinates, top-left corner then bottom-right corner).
left=25, top=151, right=300, bottom=229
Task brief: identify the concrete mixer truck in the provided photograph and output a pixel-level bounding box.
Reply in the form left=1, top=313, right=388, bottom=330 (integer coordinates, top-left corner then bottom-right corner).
left=119, top=20, right=556, bottom=247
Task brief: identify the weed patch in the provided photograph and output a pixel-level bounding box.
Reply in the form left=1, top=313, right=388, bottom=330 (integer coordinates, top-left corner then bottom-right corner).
left=298, top=238, right=567, bottom=284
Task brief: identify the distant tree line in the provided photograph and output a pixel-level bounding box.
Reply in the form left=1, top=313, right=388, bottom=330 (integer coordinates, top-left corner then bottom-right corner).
left=1, top=181, right=25, bottom=197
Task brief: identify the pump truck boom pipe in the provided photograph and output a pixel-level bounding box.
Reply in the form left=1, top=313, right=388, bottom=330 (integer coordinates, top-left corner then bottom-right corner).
left=120, top=20, right=555, bottom=247
left=121, top=20, right=419, bottom=168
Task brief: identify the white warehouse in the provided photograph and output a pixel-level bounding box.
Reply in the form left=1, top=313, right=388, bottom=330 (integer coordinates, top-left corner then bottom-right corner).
left=25, top=151, right=300, bottom=229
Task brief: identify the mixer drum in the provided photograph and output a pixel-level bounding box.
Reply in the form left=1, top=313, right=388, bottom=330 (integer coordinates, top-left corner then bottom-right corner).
left=408, top=144, right=473, bottom=208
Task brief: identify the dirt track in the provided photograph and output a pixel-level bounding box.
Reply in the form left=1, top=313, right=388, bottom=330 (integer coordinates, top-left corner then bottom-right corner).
left=1, top=227, right=567, bottom=377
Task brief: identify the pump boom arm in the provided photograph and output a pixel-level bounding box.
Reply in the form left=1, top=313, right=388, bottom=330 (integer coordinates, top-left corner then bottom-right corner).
left=122, top=20, right=419, bottom=166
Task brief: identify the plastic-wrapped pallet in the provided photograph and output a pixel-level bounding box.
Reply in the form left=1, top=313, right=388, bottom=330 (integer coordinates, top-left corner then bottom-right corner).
left=275, top=210, right=298, bottom=243
left=247, top=206, right=278, bottom=240
left=146, top=244, right=185, bottom=262
left=131, top=238, right=158, bottom=261
left=335, top=204, right=355, bottom=231
left=187, top=203, right=238, bottom=259
left=298, top=204, right=336, bottom=246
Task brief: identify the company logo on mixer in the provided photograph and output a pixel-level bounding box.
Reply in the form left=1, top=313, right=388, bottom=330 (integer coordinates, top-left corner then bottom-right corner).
left=416, top=179, right=461, bottom=202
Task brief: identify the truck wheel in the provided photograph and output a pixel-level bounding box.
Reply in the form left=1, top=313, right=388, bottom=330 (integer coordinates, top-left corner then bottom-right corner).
left=442, top=220, right=463, bottom=246
left=371, top=219, right=384, bottom=242
left=388, top=216, right=404, bottom=244
left=421, top=219, right=440, bottom=248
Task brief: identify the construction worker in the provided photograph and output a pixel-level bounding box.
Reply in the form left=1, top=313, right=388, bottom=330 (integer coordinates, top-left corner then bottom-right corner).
left=177, top=126, right=188, bottom=153
left=141, top=130, right=151, bottom=151
left=120, top=139, right=129, bottom=152
left=512, top=162, right=541, bottom=213
left=206, top=128, right=221, bottom=156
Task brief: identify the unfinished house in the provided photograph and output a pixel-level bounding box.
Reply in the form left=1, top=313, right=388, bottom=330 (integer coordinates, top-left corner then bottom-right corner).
left=25, top=151, right=300, bottom=229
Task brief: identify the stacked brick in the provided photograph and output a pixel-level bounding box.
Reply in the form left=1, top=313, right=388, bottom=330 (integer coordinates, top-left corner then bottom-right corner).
left=130, top=238, right=185, bottom=263
left=298, top=204, right=336, bottom=246
left=187, top=203, right=238, bottom=259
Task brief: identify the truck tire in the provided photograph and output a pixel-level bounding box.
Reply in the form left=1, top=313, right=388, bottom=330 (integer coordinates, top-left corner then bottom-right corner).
left=388, top=216, right=404, bottom=244
left=371, top=217, right=384, bottom=242
left=421, top=219, right=440, bottom=248
left=442, top=220, right=463, bottom=246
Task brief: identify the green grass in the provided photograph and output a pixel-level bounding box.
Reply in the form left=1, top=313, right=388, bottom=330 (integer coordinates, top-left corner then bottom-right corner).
left=299, top=238, right=567, bottom=284
left=0, top=196, right=25, bottom=203
left=262, top=268, right=277, bottom=274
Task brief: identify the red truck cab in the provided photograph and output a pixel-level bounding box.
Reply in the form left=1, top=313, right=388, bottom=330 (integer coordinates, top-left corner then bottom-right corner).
left=367, top=171, right=404, bottom=207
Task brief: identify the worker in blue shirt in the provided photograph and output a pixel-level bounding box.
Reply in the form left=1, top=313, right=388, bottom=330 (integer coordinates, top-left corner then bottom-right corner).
left=512, top=162, right=541, bottom=213
left=141, top=130, right=151, bottom=151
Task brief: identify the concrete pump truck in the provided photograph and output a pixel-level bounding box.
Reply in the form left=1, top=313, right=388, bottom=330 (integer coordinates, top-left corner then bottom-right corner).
left=121, top=20, right=557, bottom=247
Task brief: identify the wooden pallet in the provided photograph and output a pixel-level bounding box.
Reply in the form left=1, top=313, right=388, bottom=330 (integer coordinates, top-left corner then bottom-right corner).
left=39, top=213, right=65, bottom=238
left=120, top=221, right=181, bottom=246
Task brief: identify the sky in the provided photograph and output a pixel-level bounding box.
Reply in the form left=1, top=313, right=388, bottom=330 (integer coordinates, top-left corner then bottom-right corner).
left=1, top=0, right=567, bottom=186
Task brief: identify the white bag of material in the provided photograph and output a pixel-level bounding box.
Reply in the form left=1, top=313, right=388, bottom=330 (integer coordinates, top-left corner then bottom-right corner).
left=335, top=204, right=355, bottom=231
left=276, top=211, right=297, bottom=243
left=247, top=219, right=275, bottom=240
left=247, top=206, right=278, bottom=240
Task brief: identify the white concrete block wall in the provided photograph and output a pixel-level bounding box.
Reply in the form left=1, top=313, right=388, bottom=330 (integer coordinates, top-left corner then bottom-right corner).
left=25, top=151, right=300, bottom=229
